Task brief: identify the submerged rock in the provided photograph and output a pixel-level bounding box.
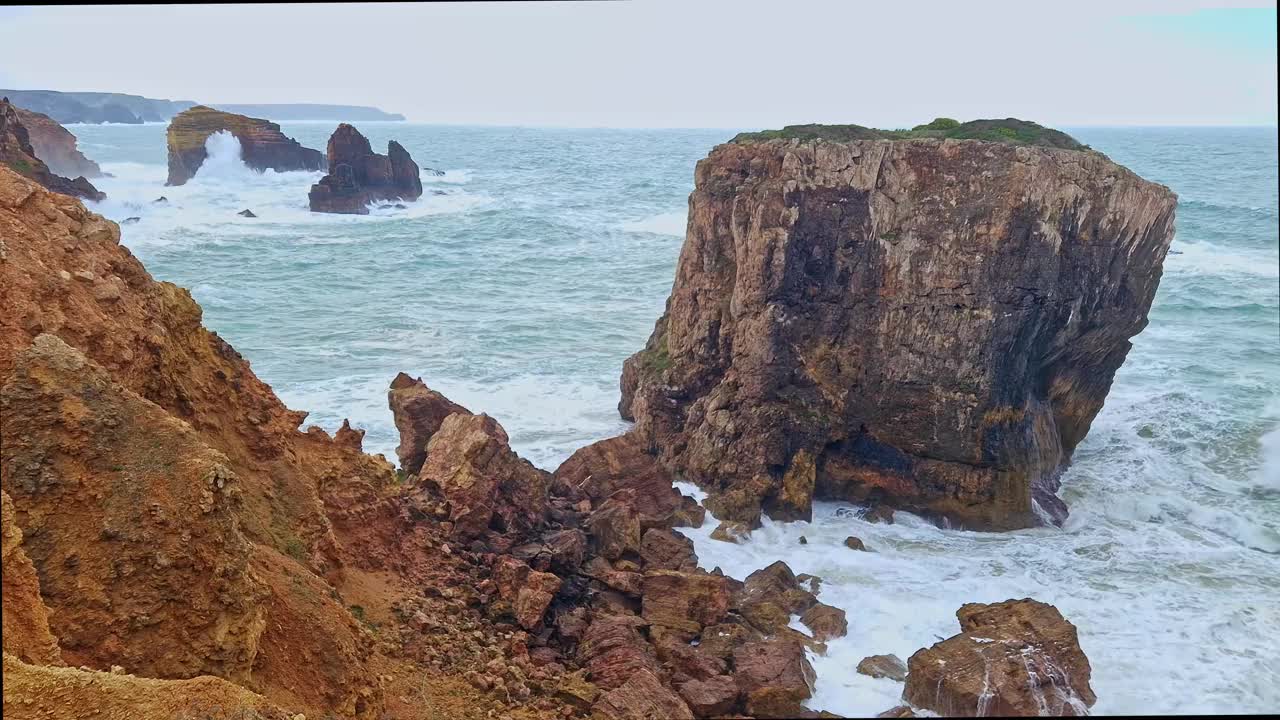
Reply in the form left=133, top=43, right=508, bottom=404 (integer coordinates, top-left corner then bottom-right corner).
left=237, top=209, right=256, bottom=218
left=165, top=105, right=323, bottom=186
left=620, top=120, right=1178, bottom=530
left=1, top=98, right=103, bottom=201
left=308, top=123, right=423, bottom=214
left=903, top=598, right=1096, bottom=716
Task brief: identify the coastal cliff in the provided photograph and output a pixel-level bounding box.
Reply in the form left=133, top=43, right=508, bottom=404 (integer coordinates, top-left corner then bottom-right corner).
left=12, top=105, right=103, bottom=178
left=308, top=123, right=428, bottom=214
left=0, top=98, right=103, bottom=201
left=165, top=105, right=324, bottom=185
left=620, top=120, right=1177, bottom=530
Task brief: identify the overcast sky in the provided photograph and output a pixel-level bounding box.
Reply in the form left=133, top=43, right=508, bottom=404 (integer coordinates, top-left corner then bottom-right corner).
left=1, top=1, right=1275, bottom=128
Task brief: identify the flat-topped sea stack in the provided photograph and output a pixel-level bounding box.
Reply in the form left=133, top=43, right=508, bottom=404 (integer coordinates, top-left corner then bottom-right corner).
left=0, top=98, right=103, bottom=201
left=620, top=118, right=1178, bottom=530
left=308, top=123, right=425, bottom=214
left=12, top=105, right=103, bottom=178
left=165, top=105, right=324, bottom=186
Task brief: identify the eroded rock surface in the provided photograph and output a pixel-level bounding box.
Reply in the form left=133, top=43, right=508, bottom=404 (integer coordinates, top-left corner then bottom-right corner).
left=621, top=127, right=1177, bottom=529
left=903, top=598, right=1096, bottom=716
left=12, top=105, right=103, bottom=178
left=388, top=372, right=472, bottom=476
left=1, top=335, right=268, bottom=683
left=308, top=123, right=428, bottom=214
left=1, top=98, right=103, bottom=200
left=165, top=105, right=323, bottom=185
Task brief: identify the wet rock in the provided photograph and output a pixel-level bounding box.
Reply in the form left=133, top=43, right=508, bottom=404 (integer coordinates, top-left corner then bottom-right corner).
left=121, top=216, right=140, bottom=224
left=237, top=209, right=256, bottom=218
left=876, top=705, right=917, bottom=718
left=387, top=372, right=471, bottom=476
left=734, top=561, right=817, bottom=635
left=620, top=131, right=1178, bottom=530
left=641, top=570, right=731, bottom=634
left=800, top=602, right=848, bottom=642
left=308, top=124, right=423, bottom=214
left=843, top=536, right=868, bottom=551
left=165, top=105, right=323, bottom=186
left=903, top=598, right=1096, bottom=716
left=863, top=505, right=896, bottom=525
left=857, top=654, right=907, bottom=682
left=733, top=637, right=816, bottom=718
left=592, top=668, right=694, bottom=720
left=152, top=196, right=167, bottom=203
left=639, top=528, right=698, bottom=571
left=798, top=535, right=808, bottom=545
left=710, top=521, right=751, bottom=544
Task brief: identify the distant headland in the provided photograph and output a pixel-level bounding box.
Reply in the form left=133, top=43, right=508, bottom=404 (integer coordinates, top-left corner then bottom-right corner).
left=0, top=88, right=405, bottom=124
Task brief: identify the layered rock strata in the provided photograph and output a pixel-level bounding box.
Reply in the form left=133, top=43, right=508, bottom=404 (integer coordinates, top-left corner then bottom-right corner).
left=1, top=98, right=103, bottom=201
left=902, top=599, right=1096, bottom=716
left=620, top=122, right=1178, bottom=529
left=12, top=105, right=103, bottom=178
left=165, top=105, right=324, bottom=185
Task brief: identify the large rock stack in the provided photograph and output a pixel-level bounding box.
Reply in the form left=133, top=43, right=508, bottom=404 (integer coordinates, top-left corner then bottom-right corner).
left=620, top=120, right=1178, bottom=530
left=308, top=123, right=426, bottom=214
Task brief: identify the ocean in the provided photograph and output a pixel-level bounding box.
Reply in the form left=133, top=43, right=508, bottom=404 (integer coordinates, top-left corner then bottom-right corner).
left=70, top=121, right=1279, bottom=716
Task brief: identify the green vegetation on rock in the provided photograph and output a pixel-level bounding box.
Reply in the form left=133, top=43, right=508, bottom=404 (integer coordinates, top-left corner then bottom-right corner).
left=732, top=117, right=1087, bottom=150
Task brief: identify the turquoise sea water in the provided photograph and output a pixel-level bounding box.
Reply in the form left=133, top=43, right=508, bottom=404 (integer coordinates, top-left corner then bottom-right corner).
left=72, top=122, right=1278, bottom=715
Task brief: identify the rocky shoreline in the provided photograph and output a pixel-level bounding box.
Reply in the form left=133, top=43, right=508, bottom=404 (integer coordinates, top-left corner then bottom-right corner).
left=0, top=116, right=1176, bottom=719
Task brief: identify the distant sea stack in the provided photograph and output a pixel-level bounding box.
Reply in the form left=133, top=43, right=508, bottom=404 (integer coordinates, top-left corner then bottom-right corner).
left=308, top=124, right=430, bottom=214
left=12, top=106, right=103, bottom=178
left=620, top=118, right=1178, bottom=530
left=0, top=98, right=103, bottom=201
left=164, top=105, right=324, bottom=186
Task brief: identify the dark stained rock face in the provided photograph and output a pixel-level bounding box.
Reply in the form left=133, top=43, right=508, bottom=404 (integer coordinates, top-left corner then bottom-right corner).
left=903, top=598, right=1096, bottom=716
left=165, top=105, right=323, bottom=186
left=620, top=128, right=1178, bottom=530
left=308, top=124, right=424, bottom=214
left=1, top=98, right=103, bottom=201
left=12, top=106, right=103, bottom=179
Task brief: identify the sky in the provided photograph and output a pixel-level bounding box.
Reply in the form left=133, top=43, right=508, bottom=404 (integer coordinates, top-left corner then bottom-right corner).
left=0, top=0, right=1275, bottom=128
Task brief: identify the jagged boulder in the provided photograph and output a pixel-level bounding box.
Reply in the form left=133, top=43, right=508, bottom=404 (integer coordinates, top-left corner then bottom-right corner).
left=417, top=412, right=549, bottom=538
left=308, top=123, right=423, bottom=214
left=903, top=598, right=1096, bottom=716
left=165, top=105, right=323, bottom=185
left=620, top=123, right=1178, bottom=529
left=388, top=372, right=472, bottom=476
left=1, top=98, right=102, bottom=200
